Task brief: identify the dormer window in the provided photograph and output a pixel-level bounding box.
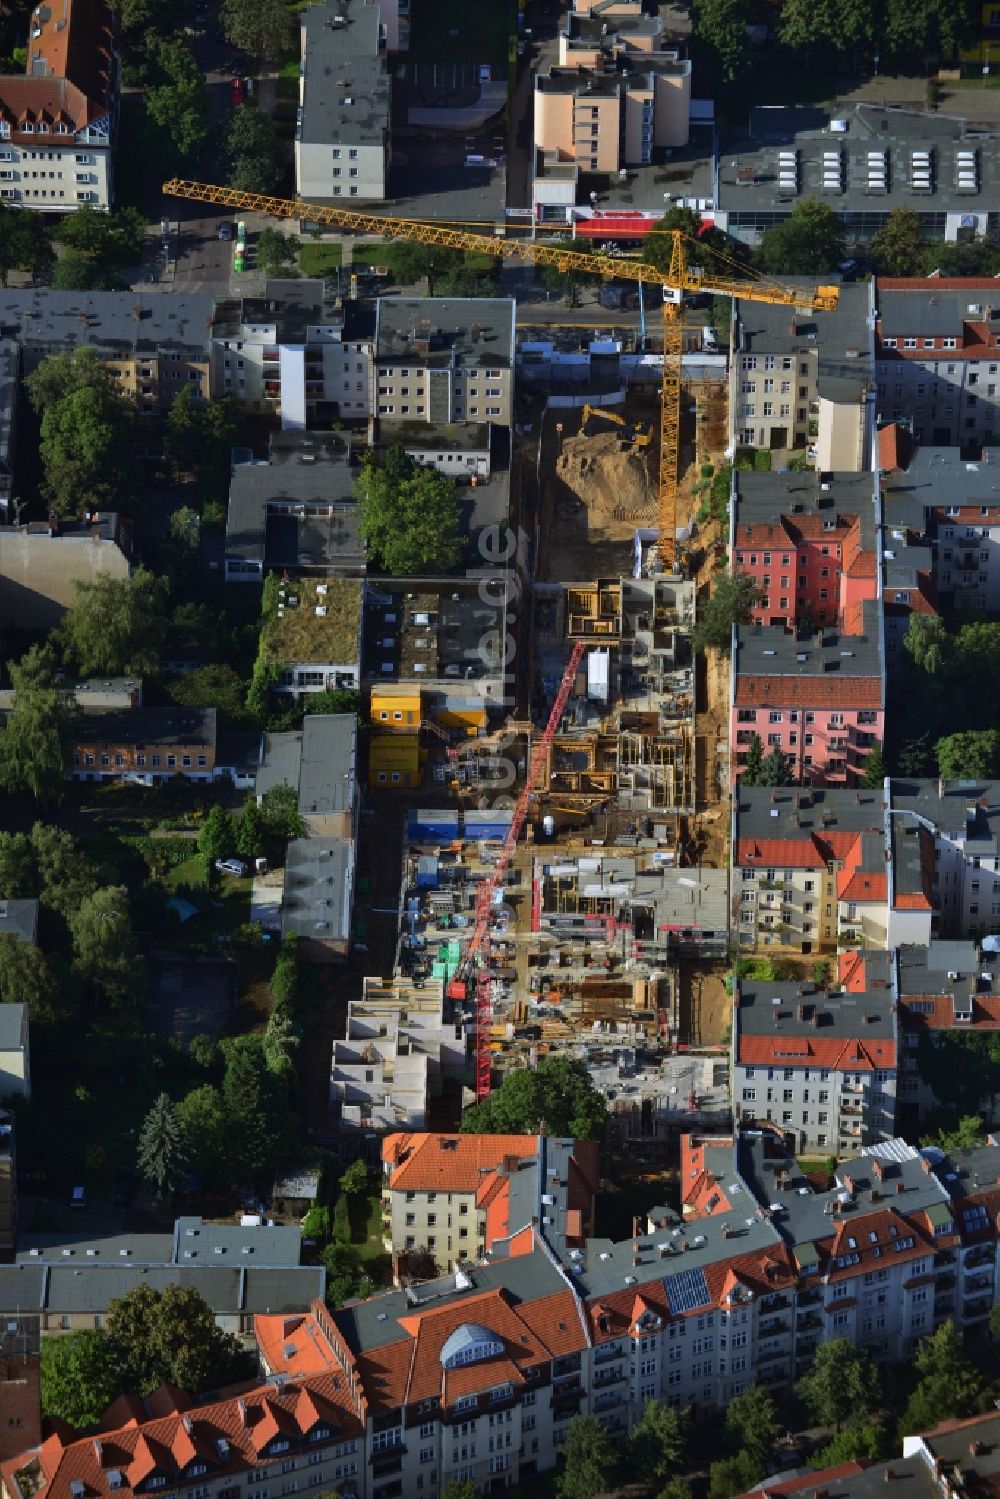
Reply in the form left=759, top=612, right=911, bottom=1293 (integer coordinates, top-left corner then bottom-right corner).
left=309, top=1428, right=331, bottom=1441
left=148, top=1479, right=166, bottom=1490
left=270, top=1441, right=290, bottom=1455
left=21, top=123, right=32, bottom=133
left=189, top=1466, right=207, bottom=1477
left=0, top=122, right=9, bottom=138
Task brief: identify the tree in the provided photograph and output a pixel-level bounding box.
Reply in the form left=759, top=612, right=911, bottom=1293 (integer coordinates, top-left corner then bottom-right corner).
left=263, top=1005, right=300, bottom=1081
left=538, top=239, right=600, bottom=305
left=105, top=1282, right=250, bottom=1396
left=0, top=935, right=60, bottom=1025
left=322, top=1241, right=372, bottom=1306
left=26, top=349, right=137, bottom=518
left=709, top=1454, right=764, bottom=1499
left=235, top=801, right=264, bottom=860
left=257, top=226, right=300, bottom=278
left=259, top=781, right=306, bottom=839
left=778, top=0, right=874, bottom=53
left=757, top=200, right=846, bottom=276
left=692, top=570, right=764, bottom=653
left=811, top=1425, right=890, bottom=1468
left=221, top=0, right=295, bottom=59
left=145, top=35, right=207, bottom=162
left=628, top=1400, right=689, bottom=1486
left=198, top=805, right=233, bottom=867
left=0, top=833, right=40, bottom=899
left=357, top=448, right=462, bottom=574
left=904, top=613, right=954, bottom=676
left=692, top=0, right=751, bottom=80
left=0, top=203, right=53, bottom=286
left=30, top=822, right=99, bottom=920
left=797, top=1338, right=880, bottom=1431
left=861, top=743, right=887, bottom=788
left=55, top=205, right=145, bottom=268
left=52, top=249, right=126, bottom=291
left=40, top=1329, right=122, bottom=1427
left=221, top=1034, right=294, bottom=1177
left=760, top=746, right=794, bottom=786
left=137, top=1092, right=188, bottom=1203
left=725, top=1385, right=780, bottom=1476
left=461, top=1057, right=607, bottom=1141
left=340, top=1159, right=369, bottom=1196
left=871, top=208, right=926, bottom=277
left=936, top=730, right=1000, bottom=780
left=643, top=206, right=740, bottom=278
left=177, top=1083, right=233, bottom=1180
left=557, top=1414, right=617, bottom=1499
left=741, top=733, right=764, bottom=785
left=442, top=1484, right=478, bottom=1499
left=164, top=384, right=205, bottom=473
left=170, top=506, right=200, bottom=551
left=0, top=645, right=74, bottom=800
left=902, top=1320, right=987, bottom=1435
left=929, top=1114, right=984, bottom=1154
left=59, top=570, right=170, bottom=676
left=228, top=103, right=284, bottom=193
left=71, top=885, right=144, bottom=1009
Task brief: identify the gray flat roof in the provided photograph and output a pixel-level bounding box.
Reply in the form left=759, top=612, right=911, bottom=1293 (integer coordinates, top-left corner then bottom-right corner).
left=737, top=981, right=894, bottom=1043
left=0, top=1003, right=24, bottom=1050
left=734, top=470, right=877, bottom=552
left=375, top=297, right=515, bottom=368
left=227, top=434, right=365, bottom=572
left=735, top=280, right=872, bottom=396
left=74, top=707, right=217, bottom=749
left=256, top=714, right=357, bottom=816
left=17, top=1231, right=176, bottom=1264
left=734, top=601, right=883, bottom=679
left=720, top=103, right=1000, bottom=218
left=282, top=835, right=354, bottom=943
left=0, top=289, right=216, bottom=352
left=0, top=899, right=38, bottom=946
left=173, top=1215, right=302, bottom=1266
left=890, top=776, right=1000, bottom=852
left=897, top=940, right=1000, bottom=1009
left=379, top=419, right=490, bottom=453
left=300, top=1, right=389, bottom=149
left=883, top=445, right=1000, bottom=518
left=877, top=279, right=1000, bottom=339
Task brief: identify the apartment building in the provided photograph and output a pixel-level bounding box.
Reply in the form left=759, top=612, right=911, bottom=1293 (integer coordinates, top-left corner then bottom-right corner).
left=731, top=600, right=885, bottom=786
left=731, top=281, right=874, bottom=463
left=875, top=278, right=1000, bottom=448
left=256, top=713, right=358, bottom=841
left=0, top=1007, right=29, bottom=1101
left=70, top=707, right=216, bottom=784
left=329, top=976, right=466, bottom=1133
left=887, top=778, right=1000, bottom=943
left=374, top=298, right=516, bottom=429
left=732, top=785, right=888, bottom=954
left=0, top=511, right=131, bottom=629
left=0, top=0, right=118, bottom=213
left=0, top=290, right=212, bottom=407
left=225, top=432, right=366, bottom=584
left=534, top=51, right=691, bottom=176
left=259, top=576, right=363, bottom=701
left=211, top=282, right=374, bottom=426
left=881, top=443, right=1000, bottom=616
left=717, top=104, right=1000, bottom=246
left=894, top=940, right=1000, bottom=1129
left=730, top=470, right=878, bottom=630
left=381, top=1132, right=599, bottom=1276
left=732, top=976, right=898, bottom=1154
left=295, top=0, right=390, bottom=203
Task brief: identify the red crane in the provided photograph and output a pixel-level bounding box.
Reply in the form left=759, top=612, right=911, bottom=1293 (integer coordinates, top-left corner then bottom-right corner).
left=449, top=639, right=587, bottom=1099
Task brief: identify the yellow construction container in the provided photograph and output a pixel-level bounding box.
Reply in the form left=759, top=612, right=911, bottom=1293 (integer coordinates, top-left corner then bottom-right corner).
left=371, top=683, right=421, bottom=730
left=369, top=734, right=421, bottom=788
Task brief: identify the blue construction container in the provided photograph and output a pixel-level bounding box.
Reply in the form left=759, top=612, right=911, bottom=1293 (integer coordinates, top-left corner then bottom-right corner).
left=416, top=856, right=439, bottom=889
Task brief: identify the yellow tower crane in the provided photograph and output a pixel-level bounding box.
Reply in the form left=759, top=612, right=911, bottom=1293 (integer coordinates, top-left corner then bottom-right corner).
left=162, top=179, right=839, bottom=570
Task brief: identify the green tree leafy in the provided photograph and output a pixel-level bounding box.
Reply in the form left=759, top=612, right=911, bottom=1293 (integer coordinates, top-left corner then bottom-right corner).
left=71, top=885, right=144, bottom=1009
left=741, top=732, right=764, bottom=786
left=726, top=1384, right=780, bottom=1475
left=259, top=781, right=306, bottom=839
left=235, top=800, right=265, bottom=860
left=137, top=1092, right=188, bottom=1203
left=26, top=346, right=137, bottom=518
left=177, top=1083, right=234, bottom=1180
left=221, top=1033, right=294, bottom=1177
left=901, top=1320, right=988, bottom=1435
left=692, top=570, right=765, bottom=653
left=198, top=804, right=233, bottom=867
left=357, top=447, right=462, bottom=574
left=228, top=103, right=284, bottom=193
left=104, top=1282, right=250, bottom=1396
left=692, top=0, right=752, bottom=80
left=810, top=1425, right=891, bottom=1468
left=0, top=935, right=60, bottom=1025
left=756, top=200, right=846, bottom=276
left=538, top=238, right=601, bottom=305
left=797, top=1337, right=880, bottom=1430
left=30, top=822, right=99, bottom=921
left=40, top=1329, right=122, bottom=1427
left=58, top=570, right=170, bottom=677
left=860, top=743, right=887, bottom=787
left=257, top=226, right=300, bottom=278
left=0, top=203, right=53, bottom=286
left=708, top=1453, right=764, bottom=1499
left=461, top=1056, right=607, bottom=1141
left=628, top=1399, right=689, bottom=1486
left=146, top=35, right=208, bottom=162
left=170, top=506, right=201, bottom=551
left=340, top=1159, right=369, bottom=1195
left=935, top=730, right=1000, bottom=780
left=871, top=208, right=926, bottom=277
left=760, top=746, right=794, bottom=786
left=557, top=1414, right=618, bottom=1499
left=221, top=0, right=295, bottom=60
left=0, top=645, right=74, bottom=800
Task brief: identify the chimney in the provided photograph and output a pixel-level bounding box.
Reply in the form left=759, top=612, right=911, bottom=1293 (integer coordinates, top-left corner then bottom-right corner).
left=921, top=1156, right=931, bottom=1174
left=895, top=1180, right=905, bottom=1195
left=938, top=777, right=945, bottom=799
left=872, top=1159, right=884, bottom=1181
left=842, top=1174, right=855, bottom=1195
left=970, top=1442, right=985, bottom=1458
left=797, top=1002, right=805, bottom=1021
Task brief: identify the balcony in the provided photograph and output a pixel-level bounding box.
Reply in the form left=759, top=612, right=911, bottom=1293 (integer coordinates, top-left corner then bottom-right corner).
left=593, top=1389, right=625, bottom=1411
left=759, top=1318, right=791, bottom=1340
left=963, top=1273, right=993, bottom=1297
left=593, top=1367, right=626, bottom=1389
left=796, top=1313, right=823, bottom=1334
left=371, top=1453, right=404, bottom=1479
left=762, top=1294, right=791, bottom=1312
left=935, top=1274, right=956, bottom=1294
left=963, top=1297, right=992, bottom=1320
left=796, top=1288, right=822, bottom=1308
left=964, top=1247, right=993, bottom=1271
left=758, top=1346, right=791, bottom=1366
left=593, top=1345, right=624, bottom=1366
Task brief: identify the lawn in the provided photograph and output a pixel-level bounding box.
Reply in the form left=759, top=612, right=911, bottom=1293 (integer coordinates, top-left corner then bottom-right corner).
left=407, top=0, right=514, bottom=67
left=277, top=56, right=300, bottom=101
left=348, top=1188, right=389, bottom=1265
left=161, top=855, right=254, bottom=951
left=351, top=241, right=498, bottom=278
left=298, top=242, right=342, bottom=276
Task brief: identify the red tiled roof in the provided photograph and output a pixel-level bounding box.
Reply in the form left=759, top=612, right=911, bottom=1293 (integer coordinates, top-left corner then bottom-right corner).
left=737, top=1035, right=896, bottom=1068
left=734, top=675, right=882, bottom=708
left=736, top=1462, right=868, bottom=1499
left=900, top=994, right=1000, bottom=1029
left=382, top=1132, right=539, bottom=1194
left=877, top=422, right=910, bottom=473
left=24, top=0, right=115, bottom=108
left=0, top=1378, right=361, bottom=1499
left=837, top=870, right=887, bottom=902
left=255, top=1310, right=346, bottom=1378
left=736, top=836, right=827, bottom=868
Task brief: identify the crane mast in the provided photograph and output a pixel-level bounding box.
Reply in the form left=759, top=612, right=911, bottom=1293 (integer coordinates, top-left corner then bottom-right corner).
left=162, top=180, right=839, bottom=1098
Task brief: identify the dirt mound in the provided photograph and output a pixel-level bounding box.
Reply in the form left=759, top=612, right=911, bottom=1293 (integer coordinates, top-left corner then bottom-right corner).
left=557, top=430, right=657, bottom=523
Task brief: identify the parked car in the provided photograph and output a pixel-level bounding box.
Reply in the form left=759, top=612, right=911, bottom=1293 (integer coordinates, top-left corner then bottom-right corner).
left=215, top=857, right=249, bottom=877
left=218, top=220, right=232, bottom=241
left=230, top=76, right=247, bottom=105
left=70, top=1185, right=86, bottom=1209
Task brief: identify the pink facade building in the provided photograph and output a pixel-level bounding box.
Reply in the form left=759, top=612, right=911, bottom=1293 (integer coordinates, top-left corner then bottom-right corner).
left=729, top=471, right=878, bottom=631
left=731, top=599, right=885, bottom=786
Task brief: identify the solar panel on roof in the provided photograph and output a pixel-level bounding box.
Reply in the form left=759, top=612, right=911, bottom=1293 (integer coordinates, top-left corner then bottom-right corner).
left=663, top=1267, right=710, bottom=1315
